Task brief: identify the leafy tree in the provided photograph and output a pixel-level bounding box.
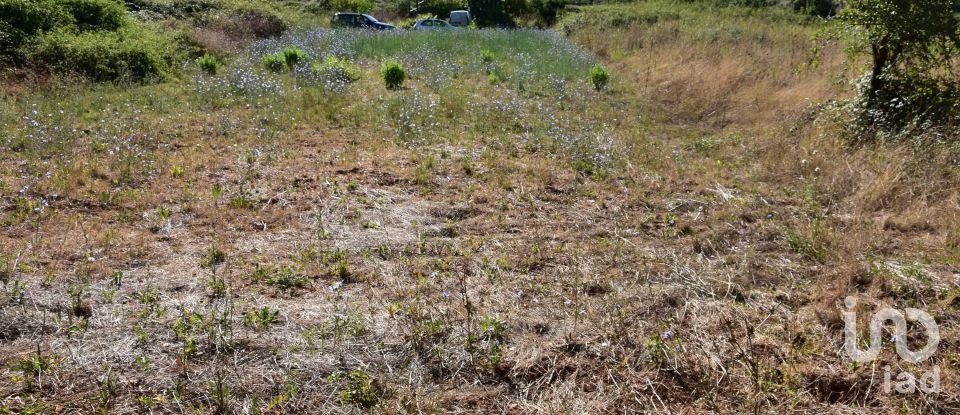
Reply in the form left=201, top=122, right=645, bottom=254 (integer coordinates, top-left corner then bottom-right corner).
left=468, top=0, right=515, bottom=27
left=839, top=0, right=959, bottom=109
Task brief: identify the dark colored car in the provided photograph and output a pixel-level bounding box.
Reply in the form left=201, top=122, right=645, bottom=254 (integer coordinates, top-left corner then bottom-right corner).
left=331, top=13, right=395, bottom=30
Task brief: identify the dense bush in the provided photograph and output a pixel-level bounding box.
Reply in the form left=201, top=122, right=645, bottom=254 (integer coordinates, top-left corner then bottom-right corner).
left=61, top=0, right=127, bottom=31
left=0, top=0, right=177, bottom=80
left=30, top=27, right=173, bottom=81
left=791, top=0, right=836, bottom=17
left=468, top=0, right=515, bottom=27
left=0, top=0, right=71, bottom=53
left=530, top=0, right=566, bottom=26
left=381, top=60, right=405, bottom=89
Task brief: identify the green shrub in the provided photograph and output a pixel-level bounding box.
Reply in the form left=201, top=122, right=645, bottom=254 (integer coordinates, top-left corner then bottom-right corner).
left=479, top=48, right=494, bottom=63
left=263, top=53, right=285, bottom=72
left=381, top=60, right=405, bottom=89
left=589, top=64, right=609, bottom=91
left=60, top=0, right=127, bottom=32
left=0, top=0, right=71, bottom=53
left=312, top=55, right=361, bottom=82
left=198, top=53, right=219, bottom=74
left=281, top=46, right=309, bottom=67
left=29, top=26, right=173, bottom=81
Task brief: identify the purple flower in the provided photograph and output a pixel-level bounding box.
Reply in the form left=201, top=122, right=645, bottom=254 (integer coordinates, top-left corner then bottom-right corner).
left=662, top=330, right=673, bottom=341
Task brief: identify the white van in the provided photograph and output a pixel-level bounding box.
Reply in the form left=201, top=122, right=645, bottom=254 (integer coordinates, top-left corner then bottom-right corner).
left=449, top=10, right=471, bottom=27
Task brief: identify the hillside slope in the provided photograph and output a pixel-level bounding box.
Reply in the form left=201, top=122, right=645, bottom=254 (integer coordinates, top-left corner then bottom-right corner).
left=0, top=2, right=958, bottom=414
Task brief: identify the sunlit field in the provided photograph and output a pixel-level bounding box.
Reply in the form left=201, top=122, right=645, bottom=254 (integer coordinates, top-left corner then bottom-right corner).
left=2, top=1, right=960, bottom=413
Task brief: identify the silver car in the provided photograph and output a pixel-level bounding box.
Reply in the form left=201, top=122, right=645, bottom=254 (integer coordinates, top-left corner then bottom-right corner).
left=412, top=19, right=454, bottom=30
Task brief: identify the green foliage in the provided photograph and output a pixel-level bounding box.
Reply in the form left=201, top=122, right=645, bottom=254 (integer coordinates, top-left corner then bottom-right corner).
left=312, top=55, right=361, bottom=83
left=589, top=64, right=609, bottom=91
left=479, top=48, right=494, bottom=63
left=468, top=0, right=514, bottom=27
left=29, top=26, right=174, bottom=81
left=198, top=53, right=219, bottom=74
left=264, top=265, right=310, bottom=290
left=380, top=60, right=406, bottom=89
left=329, top=370, right=381, bottom=408
left=281, top=46, right=308, bottom=67
left=244, top=307, right=278, bottom=331
left=263, top=53, right=285, bottom=72
left=530, top=0, right=566, bottom=26
left=0, top=0, right=70, bottom=53
left=0, top=0, right=173, bottom=80
left=837, top=0, right=960, bottom=135
left=792, top=0, right=836, bottom=17
left=60, top=0, right=127, bottom=32
left=330, top=0, right=376, bottom=13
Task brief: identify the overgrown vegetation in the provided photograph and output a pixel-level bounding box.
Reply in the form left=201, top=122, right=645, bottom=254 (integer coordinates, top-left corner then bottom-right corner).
left=1, top=0, right=959, bottom=413
left=0, top=0, right=176, bottom=81
left=834, top=0, right=960, bottom=138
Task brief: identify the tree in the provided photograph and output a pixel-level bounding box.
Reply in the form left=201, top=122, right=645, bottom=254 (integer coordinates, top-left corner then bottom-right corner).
left=839, top=0, right=959, bottom=109
left=468, top=0, right=514, bottom=27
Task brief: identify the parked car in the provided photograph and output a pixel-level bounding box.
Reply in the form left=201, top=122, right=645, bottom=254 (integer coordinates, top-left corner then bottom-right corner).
left=449, top=10, right=471, bottom=27
left=331, top=13, right=395, bottom=30
left=412, top=19, right=454, bottom=30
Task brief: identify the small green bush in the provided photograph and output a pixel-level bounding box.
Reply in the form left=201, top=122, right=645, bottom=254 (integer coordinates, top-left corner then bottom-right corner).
left=263, top=53, right=285, bottom=72
left=281, top=46, right=309, bottom=68
left=381, top=60, right=405, bottom=89
left=479, top=49, right=494, bottom=63
left=312, top=55, right=361, bottom=82
left=198, top=53, right=219, bottom=75
left=589, top=64, right=609, bottom=91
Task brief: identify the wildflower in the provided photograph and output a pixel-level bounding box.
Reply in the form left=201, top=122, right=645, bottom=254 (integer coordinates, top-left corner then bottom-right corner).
left=662, top=330, right=673, bottom=341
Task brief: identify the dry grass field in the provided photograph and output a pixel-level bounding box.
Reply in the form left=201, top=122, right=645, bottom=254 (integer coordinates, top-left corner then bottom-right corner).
left=1, top=1, right=959, bottom=413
